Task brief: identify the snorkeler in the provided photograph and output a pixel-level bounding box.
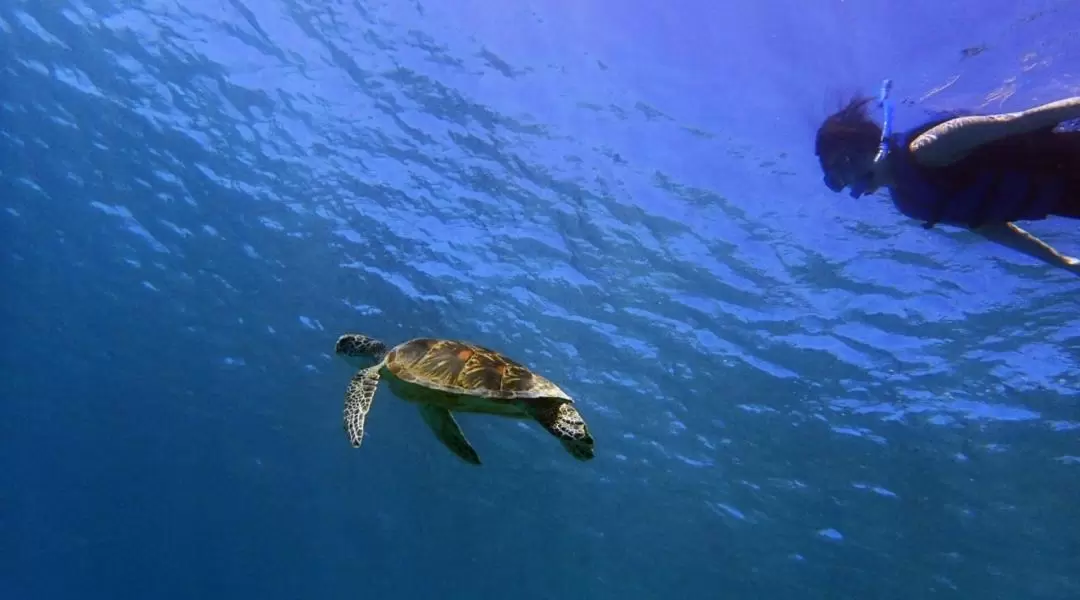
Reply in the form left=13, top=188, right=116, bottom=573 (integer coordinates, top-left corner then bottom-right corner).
left=814, top=82, right=1080, bottom=275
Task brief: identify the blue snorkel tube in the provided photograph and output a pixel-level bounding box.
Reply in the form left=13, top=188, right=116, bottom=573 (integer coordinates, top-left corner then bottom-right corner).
left=848, top=78, right=895, bottom=198
left=873, top=78, right=894, bottom=161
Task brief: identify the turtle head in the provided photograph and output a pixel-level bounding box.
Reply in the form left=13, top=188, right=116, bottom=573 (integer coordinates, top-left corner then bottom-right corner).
left=335, top=334, right=389, bottom=369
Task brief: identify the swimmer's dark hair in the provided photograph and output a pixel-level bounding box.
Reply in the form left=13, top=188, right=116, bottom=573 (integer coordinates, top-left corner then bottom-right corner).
left=815, top=96, right=882, bottom=163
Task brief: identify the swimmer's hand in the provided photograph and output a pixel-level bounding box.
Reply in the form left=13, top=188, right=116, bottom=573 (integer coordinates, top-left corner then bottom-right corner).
left=975, top=222, right=1080, bottom=277
left=1061, top=254, right=1080, bottom=274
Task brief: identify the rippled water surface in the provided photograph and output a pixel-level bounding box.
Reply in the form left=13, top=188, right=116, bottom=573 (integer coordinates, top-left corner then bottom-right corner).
left=3, top=0, right=1079, bottom=598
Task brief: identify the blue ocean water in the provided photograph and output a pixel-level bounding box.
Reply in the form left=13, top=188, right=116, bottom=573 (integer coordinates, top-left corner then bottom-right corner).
left=3, top=0, right=1079, bottom=598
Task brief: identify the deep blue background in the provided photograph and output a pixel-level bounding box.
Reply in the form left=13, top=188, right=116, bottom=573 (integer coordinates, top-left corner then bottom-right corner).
left=3, top=0, right=1079, bottom=598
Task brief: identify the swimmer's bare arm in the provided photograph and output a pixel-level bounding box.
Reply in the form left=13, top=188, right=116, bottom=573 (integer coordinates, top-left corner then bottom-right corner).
left=909, top=97, right=1080, bottom=167
left=975, top=222, right=1080, bottom=277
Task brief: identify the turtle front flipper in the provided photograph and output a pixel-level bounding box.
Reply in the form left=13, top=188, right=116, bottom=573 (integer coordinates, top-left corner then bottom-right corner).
left=417, top=404, right=481, bottom=465
left=344, top=366, right=381, bottom=448
left=529, top=400, right=595, bottom=461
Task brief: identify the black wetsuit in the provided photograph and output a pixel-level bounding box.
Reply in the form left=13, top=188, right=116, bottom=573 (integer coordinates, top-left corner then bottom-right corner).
left=885, top=117, right=1080, bottom=229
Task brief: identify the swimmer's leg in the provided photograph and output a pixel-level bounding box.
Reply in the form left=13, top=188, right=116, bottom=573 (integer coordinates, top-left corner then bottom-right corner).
left=975, top=222, right=1080, bottom=277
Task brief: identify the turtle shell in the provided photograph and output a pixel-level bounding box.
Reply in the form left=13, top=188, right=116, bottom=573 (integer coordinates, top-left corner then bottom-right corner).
left=384, top=338, right=572, bottom=402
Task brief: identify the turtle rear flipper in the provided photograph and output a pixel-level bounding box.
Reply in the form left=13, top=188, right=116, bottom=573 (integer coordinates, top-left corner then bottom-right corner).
left=344, top=366, right=381, bottom=448
left=529, top=400, right=595, bottom=461
left=417, top=404, right=481, bottom=465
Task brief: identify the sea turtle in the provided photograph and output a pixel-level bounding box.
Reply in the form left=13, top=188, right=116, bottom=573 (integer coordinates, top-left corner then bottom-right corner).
left=334, top=333, right=595, bottom=465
